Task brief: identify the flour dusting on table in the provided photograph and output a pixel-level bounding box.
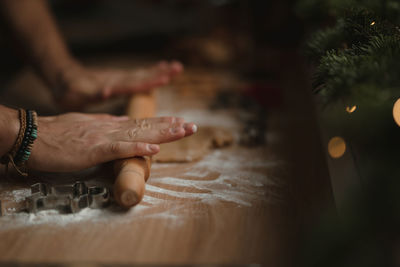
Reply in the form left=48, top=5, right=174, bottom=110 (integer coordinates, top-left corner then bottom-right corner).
left=149, top=149, right=281, bottom=207
left=0, top=108, right=283, bottom=230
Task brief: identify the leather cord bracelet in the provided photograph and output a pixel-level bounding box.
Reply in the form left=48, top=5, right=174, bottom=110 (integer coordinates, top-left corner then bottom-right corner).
left=0, top=108, right=38, bottom=176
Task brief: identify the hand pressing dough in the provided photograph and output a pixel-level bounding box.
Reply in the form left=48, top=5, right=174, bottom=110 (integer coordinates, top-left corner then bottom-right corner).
left=153, top=126, right=233, bottom=163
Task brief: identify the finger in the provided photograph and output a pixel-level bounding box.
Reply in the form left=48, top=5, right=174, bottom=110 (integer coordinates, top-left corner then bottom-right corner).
left=120, top=117, right=184, bottom=128
left=183, top=122, right=198, bottom=136
left=155, top=60, right=183, bottom=77
left=105, top=141, right=160, bottom=160
left=102, top=75, right=170, bottom=97
left=124, top=123, right=186, bottom=144
left=169, top=61, right=184, bottom=76
left=126, top=120, right=177, bottom=131
left=100, top=61, right=182, bottom=98
left=133, top=116, right=185, bottom=126
left=154, top=116, right=185, bottom=124
left=113, top=115, right=130, bottom=121
left=122, top=122, right=196, bottom=143
left=156, top=60, right=169, bottom=70
left=126, top=118, right=190, bottom=133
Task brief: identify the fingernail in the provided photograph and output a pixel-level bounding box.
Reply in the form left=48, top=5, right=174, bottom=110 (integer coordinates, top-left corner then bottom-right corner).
left=192, top=124, right=198, bottom=133
left=148, top=144, right=158, bottom=151
left=171, top=61, right=184, bottom=73
left=170, top=127, right=181, bottom=134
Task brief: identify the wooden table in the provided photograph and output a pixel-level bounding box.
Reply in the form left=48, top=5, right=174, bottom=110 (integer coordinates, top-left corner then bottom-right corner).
left=0, top=56, right=334, bottom=266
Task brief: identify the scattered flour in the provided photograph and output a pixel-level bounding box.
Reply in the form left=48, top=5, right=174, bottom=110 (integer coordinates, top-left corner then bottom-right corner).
left=0, top=109, right=283, bottom=230
left=148, top=149, right=282, bottom=208
left=4, top=188, right=31, bottom=203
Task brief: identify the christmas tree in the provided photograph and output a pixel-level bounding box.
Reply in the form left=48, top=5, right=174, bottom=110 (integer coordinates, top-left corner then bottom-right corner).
left=297, top=1, right=400, bottom=265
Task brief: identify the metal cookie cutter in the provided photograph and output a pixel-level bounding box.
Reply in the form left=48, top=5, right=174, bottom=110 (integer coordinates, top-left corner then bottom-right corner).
left=26, top=181, right=110, bottom=213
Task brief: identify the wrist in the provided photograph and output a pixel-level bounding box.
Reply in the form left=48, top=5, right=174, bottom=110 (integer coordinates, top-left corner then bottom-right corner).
left=0, top=106, right=20, bottom=157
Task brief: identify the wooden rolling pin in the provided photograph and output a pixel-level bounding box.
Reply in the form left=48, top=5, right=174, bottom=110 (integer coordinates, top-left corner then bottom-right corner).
left=113, top=91, right=155, bottom=208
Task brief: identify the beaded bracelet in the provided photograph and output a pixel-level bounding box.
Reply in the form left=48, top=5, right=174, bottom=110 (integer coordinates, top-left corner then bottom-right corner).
left=0, top=108, right=38, bottom=176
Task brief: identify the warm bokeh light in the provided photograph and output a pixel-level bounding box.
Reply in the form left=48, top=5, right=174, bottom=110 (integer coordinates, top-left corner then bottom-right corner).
left=328, top=136, right=346, bottom=159
left=393, top=98, right=400, bottom=126
left=346, top=105, right=357, bottom=113
left=370, top=21, right=375, bottom=26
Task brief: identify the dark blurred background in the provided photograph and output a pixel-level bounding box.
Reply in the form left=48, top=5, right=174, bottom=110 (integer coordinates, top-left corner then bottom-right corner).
left=3, top=1, right=394, bottom=266
left=0, top=0, right=304, bottom=84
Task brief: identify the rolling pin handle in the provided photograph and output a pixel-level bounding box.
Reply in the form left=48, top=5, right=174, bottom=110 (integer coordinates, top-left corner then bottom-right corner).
left=113, top=156, right=151, bottom=208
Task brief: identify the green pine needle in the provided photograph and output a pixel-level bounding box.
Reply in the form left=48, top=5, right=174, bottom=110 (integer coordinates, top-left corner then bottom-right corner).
left=307, top=8, right=400, bottom=105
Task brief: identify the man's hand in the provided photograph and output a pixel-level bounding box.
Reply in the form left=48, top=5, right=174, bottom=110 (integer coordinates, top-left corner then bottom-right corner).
left=28, top=113, right=196, bottom=172
left=0, top=0, right=184, bottom=110
left=56, top=61, right=183, bottom=110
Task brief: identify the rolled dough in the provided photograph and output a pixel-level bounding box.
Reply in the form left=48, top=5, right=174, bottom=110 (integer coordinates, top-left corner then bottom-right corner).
left=153, top=126, right=233, bottom=163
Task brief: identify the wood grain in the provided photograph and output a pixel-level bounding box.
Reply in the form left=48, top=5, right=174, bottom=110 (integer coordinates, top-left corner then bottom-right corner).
left=0, top=58, right=334, bottom=266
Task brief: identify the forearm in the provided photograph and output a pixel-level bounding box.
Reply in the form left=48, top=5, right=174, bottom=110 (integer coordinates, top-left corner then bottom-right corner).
left=0, top=105, right=20, bottom=158
left=0, top=0, right=78, bottom=88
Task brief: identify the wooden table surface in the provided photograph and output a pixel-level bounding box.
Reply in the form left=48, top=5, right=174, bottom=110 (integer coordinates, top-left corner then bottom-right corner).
left=0, top=56, right=334, bottom=266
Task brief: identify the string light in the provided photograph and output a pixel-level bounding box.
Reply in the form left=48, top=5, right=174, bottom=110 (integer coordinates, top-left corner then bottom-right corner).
left=392, top=98, right=400, bottom=126
left=328, top=136, right=346, bottom=159
left=370, top=21, right=376, bottom=26
left=346, top=105, right=357, bottom=113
